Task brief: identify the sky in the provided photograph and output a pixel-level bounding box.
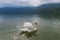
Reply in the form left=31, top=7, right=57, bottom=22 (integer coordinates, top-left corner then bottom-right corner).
left=0, top=0, right=60, bottom=7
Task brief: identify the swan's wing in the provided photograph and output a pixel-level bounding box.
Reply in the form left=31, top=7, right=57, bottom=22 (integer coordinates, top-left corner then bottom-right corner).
left=18, top=28, right=33, bottom=32
left=18, top=28, right=28, bottom=31
left=23, top=22, right=34, bottom=27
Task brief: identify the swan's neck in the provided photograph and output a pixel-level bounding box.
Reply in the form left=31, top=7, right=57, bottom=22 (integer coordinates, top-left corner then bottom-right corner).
left=34, top=22, right=37, bottom=30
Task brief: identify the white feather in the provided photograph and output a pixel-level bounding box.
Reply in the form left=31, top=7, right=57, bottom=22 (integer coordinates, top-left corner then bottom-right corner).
left=19, top=22, right=37, bottom=32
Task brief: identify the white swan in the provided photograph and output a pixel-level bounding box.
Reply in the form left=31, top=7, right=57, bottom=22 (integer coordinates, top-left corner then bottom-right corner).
left=19, top=21, right=37, bottom=32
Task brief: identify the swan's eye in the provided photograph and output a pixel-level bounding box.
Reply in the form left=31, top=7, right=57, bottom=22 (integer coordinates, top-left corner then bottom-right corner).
left=35, top=22, right=37, bottom=24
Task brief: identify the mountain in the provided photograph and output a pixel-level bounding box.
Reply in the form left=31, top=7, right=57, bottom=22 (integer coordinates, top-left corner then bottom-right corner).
left=0, top=4, right=37, bottom=16
left=0, top=3, right=60, bottom=19
left=37, top=3, right=60, bottom=19
left=0, top=7, right=37, bottom=16
left=38, top=3, right=60, bottom=9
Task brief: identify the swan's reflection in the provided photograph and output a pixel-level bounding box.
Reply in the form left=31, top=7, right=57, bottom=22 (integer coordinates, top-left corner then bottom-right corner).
left=19, top=30, right=37, bottom=38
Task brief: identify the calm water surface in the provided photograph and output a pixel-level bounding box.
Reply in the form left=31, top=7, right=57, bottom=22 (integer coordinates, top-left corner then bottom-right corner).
left=0, top=15, right=60, bottom=40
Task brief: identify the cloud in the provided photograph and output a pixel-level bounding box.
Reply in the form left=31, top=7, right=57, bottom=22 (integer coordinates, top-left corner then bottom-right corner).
left=0, top=0, right=60, bottom=7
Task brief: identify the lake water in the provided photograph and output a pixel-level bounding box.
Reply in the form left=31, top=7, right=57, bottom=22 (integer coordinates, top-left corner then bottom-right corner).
left=0, top=15, right=60, bottom=40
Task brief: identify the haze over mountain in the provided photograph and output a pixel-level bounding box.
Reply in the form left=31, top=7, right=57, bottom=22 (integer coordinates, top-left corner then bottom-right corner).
left=37, top=3, right=60, bottom=19
left=0, top=4, right=37, bottom=16
left=0, top=4, right=20, bottom=7
left=0, top=3, right=60, bottom=19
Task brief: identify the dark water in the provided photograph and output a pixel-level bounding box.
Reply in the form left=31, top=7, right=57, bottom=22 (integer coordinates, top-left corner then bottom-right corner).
left=0, top=15, right=60, bottom=40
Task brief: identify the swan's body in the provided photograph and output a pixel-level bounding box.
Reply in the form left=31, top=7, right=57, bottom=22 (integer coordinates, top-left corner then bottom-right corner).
left=19, top=21, right=37, bottom=32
